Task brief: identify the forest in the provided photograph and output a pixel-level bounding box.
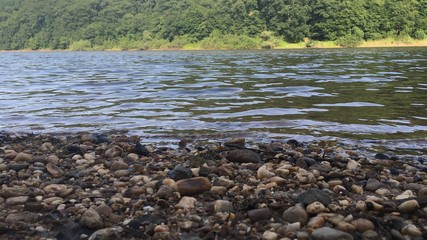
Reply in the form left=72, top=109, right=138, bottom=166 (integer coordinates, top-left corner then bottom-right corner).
left=0, top=0, right=426, bottom=50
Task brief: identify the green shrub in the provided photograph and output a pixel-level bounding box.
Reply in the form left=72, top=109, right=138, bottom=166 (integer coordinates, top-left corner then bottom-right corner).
left=69, top=40, right=91, bottom=51
left=413, top=30, right=426, bottom=40
left=337, top=27, right=364, bottom=47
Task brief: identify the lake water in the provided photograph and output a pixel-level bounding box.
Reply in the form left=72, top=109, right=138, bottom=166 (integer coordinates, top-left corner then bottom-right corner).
left=0, top=48, right=426, bottom=153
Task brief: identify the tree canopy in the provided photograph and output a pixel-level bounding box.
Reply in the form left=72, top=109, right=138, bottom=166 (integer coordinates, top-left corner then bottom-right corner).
left=0, top=0, right=425, bottom=50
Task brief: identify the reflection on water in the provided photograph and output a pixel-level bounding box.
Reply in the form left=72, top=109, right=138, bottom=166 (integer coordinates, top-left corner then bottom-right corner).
left=0, top=48, right=426, bottom=151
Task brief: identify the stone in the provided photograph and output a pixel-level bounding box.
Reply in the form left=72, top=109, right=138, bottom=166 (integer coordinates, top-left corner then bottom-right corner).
left=257, top=164, right=275, bottom=179
left=247, top=208, right=273, bottom=222
left=351, top=218, right=375, bottom=232
left=14, top=152, right=32, bottom=162
left=307, top=216, right=325, bottom=229
left=310, top=227, right=354, bottom=240
left=95, top=204, right=113, bottom=219
left=296, top=169, right=316, bottom=184
left=155, top=185, right=175, bottom=199
left=114, top=169, right=132, bottom=178
left=336, top=222, right=356, bottom=232
left=351, top=184, right=363, bottom=194
left=282, top=205, right=308, bottom=225
left=224, top=138, right=246, bottom=148
left=224, top=149, right=261, bottom=163
left=111, top=161, right=128, bottom=171
left=397, top=199, right=419, bottom=213
left=285, top=222, right=301, bottom=233
left=174, top=177, right=211, bottom=196
left=347, top=159, right=361, bottom=170
left=362, top=230, right=379, bottom=240
left=88, top=227, right=119, bottom=240
left=365, top=178, right=382, bottom=192
left=210, top=186, right=228, bottom=196
left=214, top=200, right=233, bottom=213
left=46, top=163, right=64, bottom=177
left=5, top=211, right=40, bottom=225
left=104, top=146, right=123, bottom=158
left=176, top=196, right=197, bottom=209
left=262, top=230, right=277, bottom=240
left=306, top=201, right=327, bottom=214
left=0, top=186, right=29, bottom=198
left=297, top=188, right=332, bottom=206
left=79, top=208, right=104, bottom=229
left=167, top=164, right=193, bottom=181
left=6, top=196, right=29, bottom=206
left=401, top=224, right=422, bottom=237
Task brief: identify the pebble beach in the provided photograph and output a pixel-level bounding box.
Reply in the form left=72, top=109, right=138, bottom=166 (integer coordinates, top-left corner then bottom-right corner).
left=1, top=132, right=426, bottom=240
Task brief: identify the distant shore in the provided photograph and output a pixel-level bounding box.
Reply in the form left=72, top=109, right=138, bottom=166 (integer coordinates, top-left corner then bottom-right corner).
left=1, top=38, right=427, bottom=52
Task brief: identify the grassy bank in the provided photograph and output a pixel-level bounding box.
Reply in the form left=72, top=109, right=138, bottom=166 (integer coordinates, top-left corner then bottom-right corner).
left=2, top=38, right=427, bottom=52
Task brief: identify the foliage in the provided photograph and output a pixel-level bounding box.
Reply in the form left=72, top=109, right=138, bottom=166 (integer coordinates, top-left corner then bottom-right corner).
left=0, top=0, right=425, bottom=50
left=337, top=27, right=365, bottom=47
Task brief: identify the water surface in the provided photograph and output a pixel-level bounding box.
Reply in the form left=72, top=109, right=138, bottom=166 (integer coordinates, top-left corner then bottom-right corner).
left=0, top=49, right=426, bottom=152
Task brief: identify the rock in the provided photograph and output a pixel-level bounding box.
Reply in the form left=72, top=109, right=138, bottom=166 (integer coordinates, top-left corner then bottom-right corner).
left=262, top=230, right=278, bottom=240
left=307, top=216, right=325, bottom=229
left=0, top=186, right=29, bottom=198
left=365, top=178, right=382, bottom=192
left=401, top=224, right=422, bottom=237
left=14, top=152, right=32, bottom=162
left=167, top=164, right=193, bottom=181
left=397, top=199, right=419, bottom=213
left=79, top=208, right=104, bottom=229
left=297, top=188, right=332, bottom=206
left=351, top=184, right=363, bottom=194
left=224, top=149, right=261, bottom=163
left=224, top=138, right=246, bottom=148
left=46, top=163, right=64, bottom=177
left=174, top=177, right=211, bottom=196
left=88, top=227, right=119, bottom=240
left=95, top=204, right=113, bottom=219
left=5, top=211, right=40, bottom=225
left=111, top=161, right=128, bottom=171
left=296, top=169, right=316, bottom=184
left=336, top=222, right=357, bottom=232
left=176, top=196, right=197, bottom=209
left=311, top=227, right=354, bottom=240
left=351, top=218, right=375, bottom=232
left=257, top=164, right=275, bottom=179
left=247, top=208, right=273, bottom=221
left=114, top=169, right=132, bottom=178
left=214, top=200, right=233, bottom=213
left=347, top=159, right=361, bottom=170
left=362, top=230, right=379, bottom=240
left=6, top=196, right=29, bottom=206
left=210, top=186, right=228, bottom=196
left=155, top=185, right=175, bottom=199
left=285, top=222, right=301, bottom=233
left=306, top=201, right=327, bottom=214
left=282, top=205, right=308, bottom=224
left=104, top=146, right=123, bottom=158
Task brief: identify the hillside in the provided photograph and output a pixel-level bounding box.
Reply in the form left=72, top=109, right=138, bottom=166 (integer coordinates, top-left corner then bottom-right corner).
left=0, top=0, right=426, bottom=50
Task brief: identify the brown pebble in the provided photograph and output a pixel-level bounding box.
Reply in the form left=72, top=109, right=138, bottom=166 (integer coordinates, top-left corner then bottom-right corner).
left=247, top=208, right=273, bottom=221
left=14, top=152, right=33, bottom=162
left=351, top=218, right=375, bottom=232
left=46, top=163, right=64, bottom=177
left=174, top=177, right=211, bottom=196
left=224, top=149, right=261, bottom=163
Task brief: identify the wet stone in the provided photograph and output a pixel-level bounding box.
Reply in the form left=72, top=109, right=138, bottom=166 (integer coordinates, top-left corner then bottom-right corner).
left=247, top=208, right=273, bottom=222
left=46, top=162, right=64, bottom=177
left=5, top=211, right=40, bottom=225
left=79, top=208, right=104, bottom=229
left=214, top=200, right=233, bottom=213
left=174, top=177, right=211, bottom=196
left=225, top=149, right=261, bottom=163
left=398, top=199, right=419, bottom=213
left=282, top=205, right=308, bottom=224
left=297, top=188, right=332, bottom=206
left=167, top=164, right=193, bottom=181
left=365, top=178, right=382, bottom=192
left=311, top=227, right=354, bottom=240
left=13, top=152, right=32, bottom=162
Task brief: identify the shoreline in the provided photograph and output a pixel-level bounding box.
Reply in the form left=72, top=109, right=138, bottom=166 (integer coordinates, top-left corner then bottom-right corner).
left=1, top=40, right=427, bottom=52
left=1, top=132, right=426, bottom=239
